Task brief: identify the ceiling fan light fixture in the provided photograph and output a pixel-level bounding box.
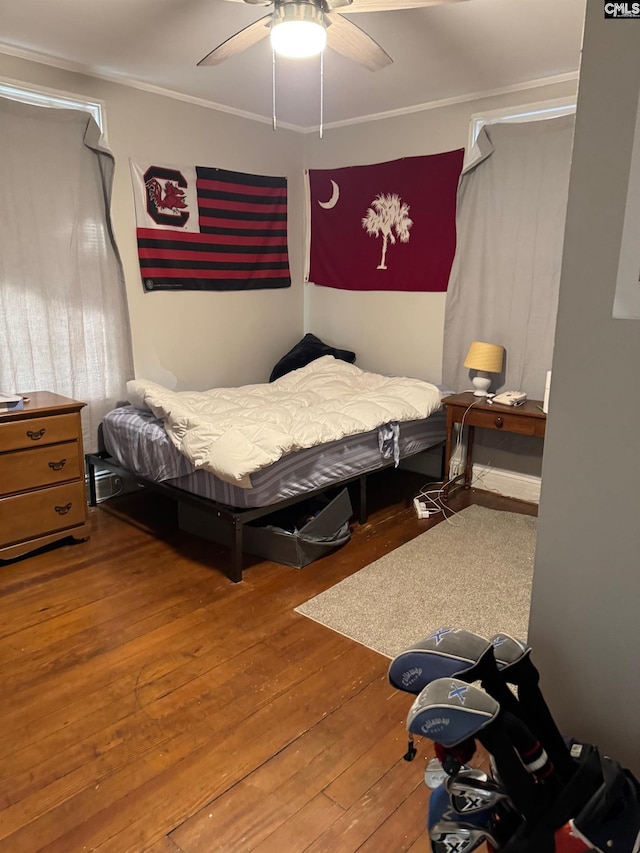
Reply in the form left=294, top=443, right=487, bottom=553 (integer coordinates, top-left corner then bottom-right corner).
left=270, top=2, right=327, bottom=58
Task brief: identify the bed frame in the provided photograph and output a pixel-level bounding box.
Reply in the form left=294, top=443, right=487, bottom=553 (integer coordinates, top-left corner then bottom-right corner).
left=85, top=449, right=438, bottom=583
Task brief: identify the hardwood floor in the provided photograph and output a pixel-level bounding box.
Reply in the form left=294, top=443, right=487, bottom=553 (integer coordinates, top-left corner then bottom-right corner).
left=0, top=470, right=536, bottom=852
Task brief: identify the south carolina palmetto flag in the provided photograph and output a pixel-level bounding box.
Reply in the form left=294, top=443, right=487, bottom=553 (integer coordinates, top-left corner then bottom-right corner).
left=130, top=161, right=290, bottom=292
left=306, top=150, right=463, bottom=292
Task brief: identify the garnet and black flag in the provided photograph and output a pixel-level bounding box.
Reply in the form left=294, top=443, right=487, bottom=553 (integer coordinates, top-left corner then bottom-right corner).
left=130, top=161, right=291, bottom=292
left=306, top=149, right=463, bottom=292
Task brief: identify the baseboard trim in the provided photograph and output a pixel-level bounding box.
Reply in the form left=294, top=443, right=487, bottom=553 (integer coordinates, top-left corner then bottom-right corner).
left=471, top=465, right=541, bottom=503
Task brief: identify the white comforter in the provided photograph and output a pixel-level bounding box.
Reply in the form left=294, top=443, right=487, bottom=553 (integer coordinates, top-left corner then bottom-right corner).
left=127, top=356, right=442, bottom=488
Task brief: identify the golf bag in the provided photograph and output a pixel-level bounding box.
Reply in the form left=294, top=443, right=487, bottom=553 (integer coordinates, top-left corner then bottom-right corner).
left=494, top=741, right=640, bottom=852
left=389, top=626, right=640, bottom=853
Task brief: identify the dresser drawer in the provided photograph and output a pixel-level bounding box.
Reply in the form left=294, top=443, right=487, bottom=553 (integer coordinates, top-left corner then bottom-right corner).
left=0, top=413, right=79, bottom=451
left=467, top=408, right=546, bottom=437
left=0, top=442, right=82, bottom=497
left=0, top=482, right=87, bottom=547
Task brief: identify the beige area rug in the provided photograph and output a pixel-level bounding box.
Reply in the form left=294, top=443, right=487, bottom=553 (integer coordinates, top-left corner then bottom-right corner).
left=295, top=505, right=537, bottom=659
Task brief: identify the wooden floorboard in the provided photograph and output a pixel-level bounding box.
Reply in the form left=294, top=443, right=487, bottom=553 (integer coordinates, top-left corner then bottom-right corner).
left=0, top=469, right=536, bottom=852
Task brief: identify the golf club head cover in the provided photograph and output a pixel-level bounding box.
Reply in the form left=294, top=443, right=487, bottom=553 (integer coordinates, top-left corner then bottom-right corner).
left=406, top=677, right=499, bottom=747
left=390, top=627, right=525, bottom=727
left=388, top=626, right=492, bottom=694
left=491, top=633, right=531, bottom=673
left=403, top=629, right=527, bottom=722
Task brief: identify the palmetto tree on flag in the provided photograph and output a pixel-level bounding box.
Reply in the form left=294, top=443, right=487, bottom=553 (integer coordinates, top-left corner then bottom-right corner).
left=362, top=192, right=413, bottom=270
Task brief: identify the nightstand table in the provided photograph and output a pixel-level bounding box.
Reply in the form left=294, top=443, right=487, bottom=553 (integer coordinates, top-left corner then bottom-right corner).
left=441, top=392, right=546, bottom=499
left=0, top=392, right=90, bottom=560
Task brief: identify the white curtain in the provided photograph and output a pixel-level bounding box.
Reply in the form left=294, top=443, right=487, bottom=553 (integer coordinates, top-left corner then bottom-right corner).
left=0, top=96, right=133, bottom=452
left=443, top=115, right=575, bottom=400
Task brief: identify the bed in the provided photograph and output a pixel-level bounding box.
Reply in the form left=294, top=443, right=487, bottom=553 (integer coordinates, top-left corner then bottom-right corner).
left=86, top=356, right=448, bottom=582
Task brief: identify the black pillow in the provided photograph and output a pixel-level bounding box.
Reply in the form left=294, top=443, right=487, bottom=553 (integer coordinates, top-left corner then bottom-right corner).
left=269, top=333, right=356, bottom=382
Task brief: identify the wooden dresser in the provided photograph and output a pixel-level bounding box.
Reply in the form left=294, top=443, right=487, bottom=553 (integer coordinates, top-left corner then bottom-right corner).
left=0, top=392, right=90, bottom=560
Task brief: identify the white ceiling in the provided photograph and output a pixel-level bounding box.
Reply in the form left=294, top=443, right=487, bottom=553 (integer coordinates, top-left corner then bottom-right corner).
left=0, top=0, right=587, bottom=130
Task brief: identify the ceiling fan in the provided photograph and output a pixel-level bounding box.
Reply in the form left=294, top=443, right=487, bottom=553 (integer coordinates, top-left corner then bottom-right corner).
left=197, top=0, right=466, bottom=72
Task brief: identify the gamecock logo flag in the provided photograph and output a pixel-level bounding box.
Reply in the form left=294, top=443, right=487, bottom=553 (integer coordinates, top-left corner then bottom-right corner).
left=130, top=161, right=290, bottom=292
left=306, top=150, right=463, bottom=292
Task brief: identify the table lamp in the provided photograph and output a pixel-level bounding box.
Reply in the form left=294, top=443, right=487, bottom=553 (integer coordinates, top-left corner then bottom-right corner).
left=464, top=341, right=504, bottom=397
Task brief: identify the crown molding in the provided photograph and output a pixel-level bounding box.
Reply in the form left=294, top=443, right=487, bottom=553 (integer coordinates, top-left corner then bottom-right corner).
left=0, top=42, right=578, bottom=135
left=0, top=42, right=304, bottom=132
left=306, top=71, right=579, bottom=133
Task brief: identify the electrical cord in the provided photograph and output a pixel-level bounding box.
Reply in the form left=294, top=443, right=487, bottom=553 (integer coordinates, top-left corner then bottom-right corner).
left=412, top=397, right=490, bottom=521
left=451, top=398, right=483, bottom=478
left=413, top=477, right=462, bottom=523
left=413, top=393, right=509, bottom=519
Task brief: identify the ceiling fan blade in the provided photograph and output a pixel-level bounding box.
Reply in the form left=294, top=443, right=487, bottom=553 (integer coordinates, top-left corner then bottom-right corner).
left=339, top=0, right=467, bottom=12
left=197, top=15, right=271, bottom=66
left=323, top=0, right=354, bottom=9
left=326, top=13, right=392, bottom=71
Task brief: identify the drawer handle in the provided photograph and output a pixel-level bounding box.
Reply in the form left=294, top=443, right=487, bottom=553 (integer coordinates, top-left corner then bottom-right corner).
left=48, top=459, right=67, bottom=471
left=55, top=502, right=72, bottom=515
left=494, top=417, right=504, bottom=428
left=27, top=428, right=46, bottom=441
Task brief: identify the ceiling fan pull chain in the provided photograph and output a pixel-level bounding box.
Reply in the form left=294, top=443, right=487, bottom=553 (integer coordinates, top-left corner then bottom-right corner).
left=272, top=48, right=277, bottom=131
left=319, top=50, right=324, bottom=139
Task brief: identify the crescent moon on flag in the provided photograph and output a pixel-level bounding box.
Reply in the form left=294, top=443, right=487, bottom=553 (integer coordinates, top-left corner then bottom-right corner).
left=318, top=180, right=340, bottom=209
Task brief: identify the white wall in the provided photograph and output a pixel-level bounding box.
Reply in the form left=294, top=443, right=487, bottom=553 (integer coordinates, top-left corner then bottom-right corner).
left=529, top=4, right=640, bottom=775
left=0, top=53, right=305, bottom=391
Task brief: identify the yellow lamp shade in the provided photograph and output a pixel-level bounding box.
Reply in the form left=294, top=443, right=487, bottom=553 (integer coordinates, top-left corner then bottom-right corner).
left=464, top=341, right=504, bottom=374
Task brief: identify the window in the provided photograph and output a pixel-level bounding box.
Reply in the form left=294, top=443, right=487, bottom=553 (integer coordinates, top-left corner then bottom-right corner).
left=0, top=84, right=132, bottom=452
left=467, top=96, right=576, bottom=165
left=0, top=77, right=106, bottom=135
